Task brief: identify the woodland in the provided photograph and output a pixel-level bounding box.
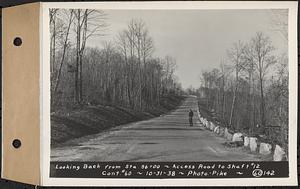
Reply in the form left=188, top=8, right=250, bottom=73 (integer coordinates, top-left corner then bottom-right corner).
left=50, top=9, right=288, bottom=150
left=196, top=31, right=288, bottom=150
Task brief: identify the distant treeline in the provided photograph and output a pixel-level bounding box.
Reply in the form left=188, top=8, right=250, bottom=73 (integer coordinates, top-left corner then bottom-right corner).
left=49, top=9, right=182, bottom=111
left=195, top=32, right=288, bottom=149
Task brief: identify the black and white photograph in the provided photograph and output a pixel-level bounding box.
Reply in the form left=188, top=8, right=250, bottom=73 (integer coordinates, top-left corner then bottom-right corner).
left=43, top=1, right=297, bottom=184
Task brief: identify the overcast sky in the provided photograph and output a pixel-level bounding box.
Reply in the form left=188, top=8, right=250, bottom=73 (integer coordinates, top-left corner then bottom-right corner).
left=87, top=9, right=288, bottom=89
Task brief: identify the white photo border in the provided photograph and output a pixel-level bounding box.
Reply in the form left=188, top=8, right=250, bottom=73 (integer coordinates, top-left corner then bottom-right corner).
left=40, top=1, right=298, bottom=186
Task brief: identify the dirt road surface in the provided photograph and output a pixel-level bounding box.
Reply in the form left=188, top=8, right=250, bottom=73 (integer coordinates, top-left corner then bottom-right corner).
left=51, top=96, right=259, bottom=161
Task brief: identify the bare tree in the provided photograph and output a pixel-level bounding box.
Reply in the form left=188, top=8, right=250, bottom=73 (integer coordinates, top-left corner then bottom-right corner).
left=73, top=9, right=108, bottom=103
left=161, top=56, right=177, bottom=95
left=116, top=31, right=133, bottom=107
left=243, top=43, right=257, bottom=132
left=117, top=19, right=155, bottom=109
left=141, top=28, right=154, bottom=64
left=53, top=10, right=74, bottom=94
left=250, top=32, right=276, bottom=127
left=50, top=14, right=182, bottom=114
left=219, top=60, right=230, bottom=120
left=197, top=32, right=287, bottom=152
left=49, top=9, right=59, bottom=74
left=227, top=40, right=246, bottom=128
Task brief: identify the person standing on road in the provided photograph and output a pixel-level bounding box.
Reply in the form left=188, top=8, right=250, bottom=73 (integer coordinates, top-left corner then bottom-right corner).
left=188, top=109, right=194, bottom=126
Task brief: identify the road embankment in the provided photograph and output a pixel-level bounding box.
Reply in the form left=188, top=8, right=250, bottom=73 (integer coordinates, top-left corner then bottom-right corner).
left=51, top=95, right=185, bottom=147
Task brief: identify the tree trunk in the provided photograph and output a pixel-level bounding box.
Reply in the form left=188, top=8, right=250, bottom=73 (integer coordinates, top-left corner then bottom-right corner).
left=229, top=69, right=239, bottom=128
left=75, top=10, right=81, bottom=103
left=79, top=54, right=83, bottom=102
left=52, top=18, right=56, bottom=74
left=79, top=10, right=88, bottom=103
left=229, top=88, right=237, bottom=128
left=259, top=72, right=266, bottom=127
left=54, top=11, right=73, bottom=94
left=221, top=76, right=226, bottom=120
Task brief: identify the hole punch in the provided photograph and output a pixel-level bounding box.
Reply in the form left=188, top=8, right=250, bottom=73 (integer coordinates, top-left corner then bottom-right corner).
left=12, top=139, right=21, bottom=149
left=13, top=37, right=22, bottom=46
